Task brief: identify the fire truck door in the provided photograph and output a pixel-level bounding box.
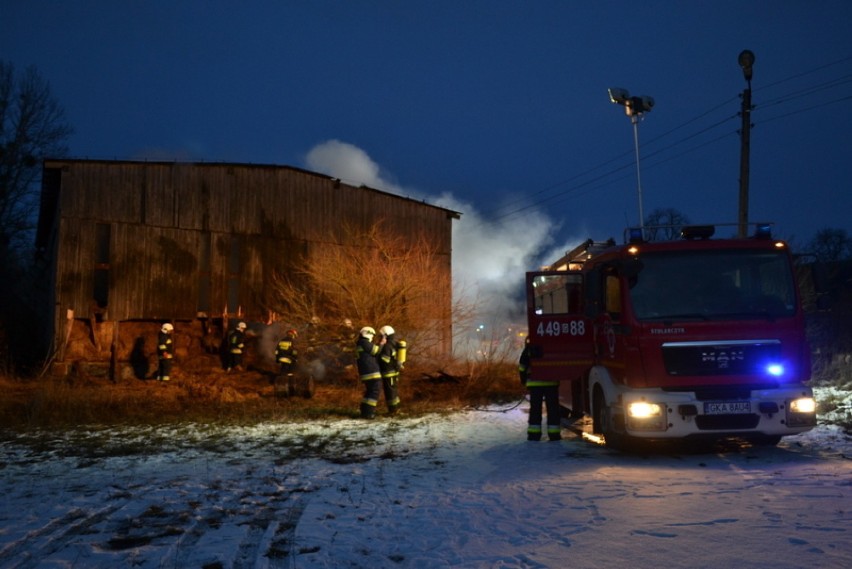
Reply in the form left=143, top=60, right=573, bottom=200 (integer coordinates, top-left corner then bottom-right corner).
left=525, top=271, right=594, bottom=383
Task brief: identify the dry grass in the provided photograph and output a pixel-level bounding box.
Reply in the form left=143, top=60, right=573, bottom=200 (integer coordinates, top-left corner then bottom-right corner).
left=0, top=360, right=524, bottom=431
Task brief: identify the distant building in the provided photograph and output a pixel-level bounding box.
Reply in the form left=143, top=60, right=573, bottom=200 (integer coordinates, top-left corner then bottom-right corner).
left=35, top=159, right=459, bottom=377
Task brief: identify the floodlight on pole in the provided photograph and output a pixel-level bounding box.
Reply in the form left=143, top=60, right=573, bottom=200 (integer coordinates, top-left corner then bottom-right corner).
left=608, top=87, right=654, bottom=232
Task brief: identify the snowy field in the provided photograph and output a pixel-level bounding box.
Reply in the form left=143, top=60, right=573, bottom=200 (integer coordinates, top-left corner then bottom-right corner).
left=0, top=388, right=850, bottom=569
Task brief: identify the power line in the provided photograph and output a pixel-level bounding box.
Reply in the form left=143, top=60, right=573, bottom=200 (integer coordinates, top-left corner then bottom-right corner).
left=528, top=129, right=741, bottom=216
left=485, top=112, right=740, bottom=225
left=758, top=74, right=852, bottom=110
left=476, top=101, right=741, bottom=225
left=758, top=93, right=852, bottom=125
left=475, top=58, right=852, bottom=228
left=478, top=108, right=737, bottom=226
left=758, top=54, right=852, bottom=91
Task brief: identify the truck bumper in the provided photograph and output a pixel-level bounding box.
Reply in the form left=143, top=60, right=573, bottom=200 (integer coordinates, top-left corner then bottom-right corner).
left=618, top=385, right=817, bottom=439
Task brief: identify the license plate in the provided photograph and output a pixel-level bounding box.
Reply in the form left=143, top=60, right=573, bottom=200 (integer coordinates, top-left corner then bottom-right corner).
left=704, top=401, right=751, bottom=415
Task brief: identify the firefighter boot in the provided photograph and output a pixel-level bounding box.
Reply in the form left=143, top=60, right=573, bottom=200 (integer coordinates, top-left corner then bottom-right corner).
left=548, top=426, right=562, bottom=441
left=360, top=402, right=376, bottom=419
left=527, top=426, right=542, bottom=441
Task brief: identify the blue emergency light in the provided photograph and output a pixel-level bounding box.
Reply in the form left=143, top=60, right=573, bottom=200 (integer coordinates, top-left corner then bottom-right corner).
left=754, top=223, right=773, bottom=239
left=765, top=363, right=784, bottom=377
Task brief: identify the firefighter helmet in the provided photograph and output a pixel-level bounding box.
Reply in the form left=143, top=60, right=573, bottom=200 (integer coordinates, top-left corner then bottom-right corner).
left=236, top=321, right=247, bottom=331
left=359, top=326, right=376, bottom=339
left=161, top=323, right=174, bottom=333
left=287, top=328, right=298, bottom=338
left=379, top=325, right=395, bottom=336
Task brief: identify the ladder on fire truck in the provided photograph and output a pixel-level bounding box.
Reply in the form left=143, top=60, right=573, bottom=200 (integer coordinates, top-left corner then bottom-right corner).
left=546, top=238, right=615, bottom=271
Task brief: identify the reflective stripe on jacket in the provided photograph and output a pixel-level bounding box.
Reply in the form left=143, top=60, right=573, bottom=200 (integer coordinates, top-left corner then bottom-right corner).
left=379, top=340, right=400, bottom=380
left=157, top=331, right=174, bottom=359
left=276, top=339, right=297, bottom=364
left=229, top=330, right=245, bottom=354
left=525, top=379, right=559, bottom=387
left=356, top=337, right=381, bottom=381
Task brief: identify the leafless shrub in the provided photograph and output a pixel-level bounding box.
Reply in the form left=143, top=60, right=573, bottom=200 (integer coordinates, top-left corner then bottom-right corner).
left=268, top=221, right=464, bottom=366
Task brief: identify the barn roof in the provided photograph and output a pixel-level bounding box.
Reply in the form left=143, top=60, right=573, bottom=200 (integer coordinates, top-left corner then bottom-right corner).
left=37, top=158, right=461, bottom=249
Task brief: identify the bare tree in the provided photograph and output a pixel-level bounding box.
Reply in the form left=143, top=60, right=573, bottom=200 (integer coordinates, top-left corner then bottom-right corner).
left=0, top=61, right=73, bottom=258
left=643, top=207, right=691, bottom=241
left=807, top=227, right=852, bottom=262
left=0, top=61, right=73, bottom=372
left=269, top=221, right=466, bottom=369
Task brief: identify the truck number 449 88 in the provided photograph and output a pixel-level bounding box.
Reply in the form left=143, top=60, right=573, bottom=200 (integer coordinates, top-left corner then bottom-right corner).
left=536, top=320, right=586, bottom=337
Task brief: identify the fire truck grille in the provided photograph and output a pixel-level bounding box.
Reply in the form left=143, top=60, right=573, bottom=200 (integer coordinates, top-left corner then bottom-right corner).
left=695, top=414, right=760, bottom=430
left=662, top=342, right=780, bottom=376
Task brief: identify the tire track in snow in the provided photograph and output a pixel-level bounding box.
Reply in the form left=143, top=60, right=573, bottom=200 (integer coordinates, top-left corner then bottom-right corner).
left=0, top=456, right=318, bottom=569
left=0, top=503, right=122, bottom=569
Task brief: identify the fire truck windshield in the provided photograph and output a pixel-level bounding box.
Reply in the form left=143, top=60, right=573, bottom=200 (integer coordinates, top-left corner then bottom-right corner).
left=628, top=249, right=796, bottom=321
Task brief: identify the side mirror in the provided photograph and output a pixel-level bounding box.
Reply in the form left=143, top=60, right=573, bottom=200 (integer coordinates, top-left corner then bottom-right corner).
left=584, top=269, right=601, bottom=318
left=620, top=257, right=644, bottom=279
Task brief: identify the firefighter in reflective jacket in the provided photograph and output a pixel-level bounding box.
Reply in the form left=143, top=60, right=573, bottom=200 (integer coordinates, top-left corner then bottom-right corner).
left=377, top=325, right=402, bottom=415
left=519, top=339, right=561, bottom=441
left=275, top=328, right=299, bottom=376
left=356, top=326, right=381, bottom=419
left=157, top=323, right=174, bottom=381
left=227, top=321, right=247, bottom=372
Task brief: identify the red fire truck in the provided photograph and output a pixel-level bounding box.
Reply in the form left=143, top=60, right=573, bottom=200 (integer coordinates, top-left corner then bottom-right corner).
left=524, top=223, right=817, bottom=448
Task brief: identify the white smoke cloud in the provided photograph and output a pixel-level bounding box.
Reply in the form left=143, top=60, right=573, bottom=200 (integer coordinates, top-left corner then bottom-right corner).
left=305, top=140, right=400, bottom=193
left=432, top=192, right=553, bottom=314
left=303, top=139, right=583, bottom=356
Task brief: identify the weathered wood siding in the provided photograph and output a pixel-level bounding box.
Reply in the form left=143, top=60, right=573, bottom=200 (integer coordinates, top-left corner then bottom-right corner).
left=38, top=160, right=457, bottom=355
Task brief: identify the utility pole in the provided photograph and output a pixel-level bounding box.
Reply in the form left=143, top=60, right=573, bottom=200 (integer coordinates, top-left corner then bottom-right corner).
left=737, top=50, right=755, bottom=238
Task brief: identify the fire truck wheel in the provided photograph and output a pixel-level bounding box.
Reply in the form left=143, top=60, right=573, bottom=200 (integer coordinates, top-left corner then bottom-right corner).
left=594, top=391, right=626, bottom=450
left=591, top=387, right=607, bottom=433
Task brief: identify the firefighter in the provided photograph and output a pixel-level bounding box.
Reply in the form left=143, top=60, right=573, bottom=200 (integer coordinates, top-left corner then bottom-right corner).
left=275, top=328, right=299, bottom=376
left=355, top=326, right=381, bottom=419
left=377, top=325, right=402, bottom=415
left=226, top=321, right=247, bottom=372
left=156, top=323, right=174, bottom=382
left=519, top=339, right=561, bottom=441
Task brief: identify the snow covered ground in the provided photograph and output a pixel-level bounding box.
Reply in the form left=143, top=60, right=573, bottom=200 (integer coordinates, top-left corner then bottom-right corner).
left=0, top=388, right=850, bottom=569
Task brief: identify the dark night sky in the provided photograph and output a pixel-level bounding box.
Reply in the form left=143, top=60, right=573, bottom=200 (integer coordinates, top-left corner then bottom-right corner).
left=4, top=1, right=851, bottom=319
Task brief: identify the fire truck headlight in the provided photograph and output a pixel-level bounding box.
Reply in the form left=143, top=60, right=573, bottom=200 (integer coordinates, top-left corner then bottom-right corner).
left=626, top=401, right=667, bottom=431
left=628, top=402, right=663, bottom=419
left=786, top=397, right=817, bottom=427
left=789, top=397, right=816, bottom=414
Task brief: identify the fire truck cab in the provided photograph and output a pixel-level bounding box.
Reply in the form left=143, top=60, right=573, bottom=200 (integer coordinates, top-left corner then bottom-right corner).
left=525, top=224, right=817, bottom=448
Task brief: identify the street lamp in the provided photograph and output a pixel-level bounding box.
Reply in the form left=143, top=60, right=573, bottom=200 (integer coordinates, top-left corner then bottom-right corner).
left=737, top=50, right=755, bottom=238
left=608, top=87, right=654, bottom=232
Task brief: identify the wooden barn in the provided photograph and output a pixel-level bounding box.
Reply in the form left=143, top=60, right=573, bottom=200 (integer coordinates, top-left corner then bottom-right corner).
left=35, top=159, right=459, bottom=379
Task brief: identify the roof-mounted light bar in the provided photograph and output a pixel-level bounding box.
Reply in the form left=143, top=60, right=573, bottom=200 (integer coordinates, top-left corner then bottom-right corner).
left=754, top=223, right=772, bottom=239
left=627, top=227, right=645, bottom=243
left=616, top=222, right=776, bottom=245
left=680, top=225, right=715, bottom=240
